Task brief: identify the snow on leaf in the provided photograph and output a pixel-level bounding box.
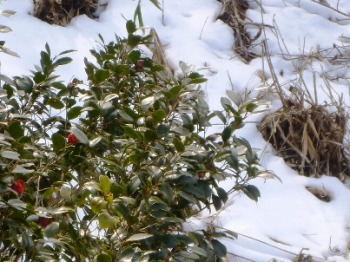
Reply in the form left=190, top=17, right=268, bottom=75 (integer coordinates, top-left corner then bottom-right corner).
left=1, top=150, right=20, bottom=160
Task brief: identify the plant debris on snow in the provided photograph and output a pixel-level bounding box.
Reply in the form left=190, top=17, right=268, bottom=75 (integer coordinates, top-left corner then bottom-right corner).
left=33, top=0, right=100, bottom=26
left=258, top=90, right=350, bottom=180
left=217, top=0, right=259, bottom=63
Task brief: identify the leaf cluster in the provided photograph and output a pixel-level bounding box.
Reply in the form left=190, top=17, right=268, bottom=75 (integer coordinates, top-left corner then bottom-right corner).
left=0, top=21, right=265, bottom=261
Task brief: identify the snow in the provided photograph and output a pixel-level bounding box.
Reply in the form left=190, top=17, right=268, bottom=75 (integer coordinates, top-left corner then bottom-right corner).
left=1, top=0, right=350, bottom=261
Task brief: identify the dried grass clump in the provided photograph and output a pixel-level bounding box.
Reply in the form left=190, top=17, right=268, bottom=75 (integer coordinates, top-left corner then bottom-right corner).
left=217, top=0, right=258, bottom=63
left=33, top=0, right=99, bottom=26
left=258, top=96, right=350, bottom=179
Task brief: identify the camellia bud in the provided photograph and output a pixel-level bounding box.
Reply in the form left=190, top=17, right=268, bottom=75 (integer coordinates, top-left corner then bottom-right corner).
left=11, top=179, right=25, bottom=195
left=196, top=171, right=206, bottom=179
left=38, top=217, right=53, bottom=228
left=135, top=59, right=144, bottom=71
left=67, top=133, right=80, bottom=144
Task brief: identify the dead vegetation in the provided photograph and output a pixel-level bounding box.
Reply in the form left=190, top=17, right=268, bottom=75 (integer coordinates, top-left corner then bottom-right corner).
left=217, top=0, right=259, bottom=63
left=258, top=88, right=350, bottom=180
left=33, top=0, right=100, bottom=26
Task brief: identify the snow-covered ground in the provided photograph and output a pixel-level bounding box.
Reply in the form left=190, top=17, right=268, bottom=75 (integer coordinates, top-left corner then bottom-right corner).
left=1, top=0, right=350, bottom=261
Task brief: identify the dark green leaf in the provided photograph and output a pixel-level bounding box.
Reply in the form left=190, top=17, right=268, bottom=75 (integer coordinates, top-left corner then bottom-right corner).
left=67, top=106, right=82, bottom=120
left=152, top=109, right=166, bottom=124
left=45, top=42, right=51, bottom=56
left=52, top=57, right=73, bottom=67
left=245, top=102, right=258, bottom=113
left=97, top=254, right=112, bottom=262
left=242, top=185, right=261, bottom=202
left=126, top=20, right=137, bottom=34
left=148, top=0, right=162, bottom=9
left=178, top=191, right=198, bottom=204
left=173, top=137, right=185, bottom=153
left=212, top=194, right=222, bottom=211
left=211, top=239, right=227, bottom=258
left=7, top=121, right=24, bottom=139
left=47, top=98, right=64, bottom=109
left=128, top=50, right=141, bottom=63
left=44, top=222, right=59, bottom=238
left=216, top=187, right=228, bottom=203
left=144, top=130, right=157, bottom=142
left=95, top=69, right=110, bottom=83
left=119, top=110, right=134, bottom=122
left=51, top=82, right=66, bottom=90
left=133, top=3, right=144, bottom=28
left=98, top=212, right=118, bottom=229
left=157, top=124, right=170, bottom=136
left=52, top=133, right=65, bottom=153
left=40, top=50, right=51, bottom=70
left=58, top=49, right=76, bottom=56
left=127, top=34, right=142, bottom=47
left=15, top=77, right=33, bottom=93
left=221, top=125, right=232, bottom=143
left=123, top=126, right=142, bottom=140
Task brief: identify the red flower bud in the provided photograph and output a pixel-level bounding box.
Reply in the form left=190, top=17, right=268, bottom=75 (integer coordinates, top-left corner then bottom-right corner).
left=196, top=171, right=206, bottom=179
left=67, top=133, right=79, bottom=144
left=11, top=179, right=25, bottom=195
left=38, top=217, right=53, bottom=228
left=135, top=59, right=145, bottom=71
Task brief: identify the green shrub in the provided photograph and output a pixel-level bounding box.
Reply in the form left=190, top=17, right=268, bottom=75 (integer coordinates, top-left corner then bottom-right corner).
left=0, top=21, right=264, bottom=261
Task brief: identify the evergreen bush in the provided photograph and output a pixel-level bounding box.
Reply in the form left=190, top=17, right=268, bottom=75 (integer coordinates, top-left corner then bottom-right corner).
left=0, top=21, right=265, bottom=261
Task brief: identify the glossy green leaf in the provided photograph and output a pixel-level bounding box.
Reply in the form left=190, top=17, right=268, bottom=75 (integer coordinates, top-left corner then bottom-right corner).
left=173, top=137, right=185, bottom=153
left=148, top=0, right=162, bottom=9
left=126, top=233, right=153, bottom=242
left=47, top=98, right=64, bottom=109
left=152, top=109, right=166, bottom=123
left=98, top=212, right=118, bottom=229
left=97, top=254, right=112, bottom=262
left=221, top=125, right=232, bottom=143
left=242, top=185, right=261, bottom=202
left=52, top=57, right=73, bottom=67
left=52, top=133, right=65, bottom=153
left=126, top=20, right=137, bottom=34
left=95, top=69, right=110, bottom=83
left=7, top=121, right=24, bottom=139
left=212, top=194, right=222, bottom=211
left=67, top=106, right=82, bottom=120
left=211, top=239, right=227, bottom=258
left=123, top=126, right=142, bottom=140
left=91, top=197, right=107, bottom=214
left=99, top=175, right=111, bottom=195
left=44, top=222, right=59, bottom=238
left=216, top=187, right=228, bottom=203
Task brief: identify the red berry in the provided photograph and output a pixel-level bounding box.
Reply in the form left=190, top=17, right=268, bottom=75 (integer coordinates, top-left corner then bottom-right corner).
left=38, top=217, right=53, bottom=228
left=67, top=133, right=79, bottom=144
left=11, top=179, right=25, bottom=195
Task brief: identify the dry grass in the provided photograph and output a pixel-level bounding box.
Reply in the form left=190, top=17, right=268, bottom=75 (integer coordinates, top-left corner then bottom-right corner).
left=258, top=88, right=350, bottom=179
left=33, top=0, right=99, bottom=26
left=217, top=0, right=259, bottom=63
